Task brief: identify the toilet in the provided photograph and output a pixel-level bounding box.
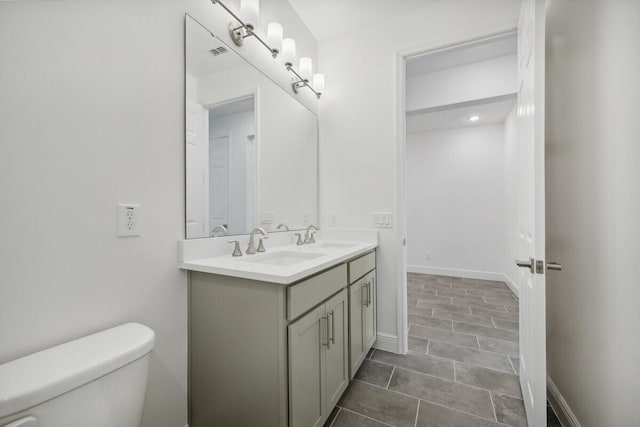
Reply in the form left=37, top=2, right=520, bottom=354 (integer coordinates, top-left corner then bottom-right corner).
left=0, top=323, right=155, bottom=427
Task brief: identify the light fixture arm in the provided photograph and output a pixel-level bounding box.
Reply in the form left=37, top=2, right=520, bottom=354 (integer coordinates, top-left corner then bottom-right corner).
left=210, top=0, right=322, bottom=98
left=287, top=64, right=321, bottom=98
left=211, top=0, right=278, bottom=58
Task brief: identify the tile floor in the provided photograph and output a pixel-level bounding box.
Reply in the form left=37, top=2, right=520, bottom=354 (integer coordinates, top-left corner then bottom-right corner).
left=325, top=273, right=562, bottom=427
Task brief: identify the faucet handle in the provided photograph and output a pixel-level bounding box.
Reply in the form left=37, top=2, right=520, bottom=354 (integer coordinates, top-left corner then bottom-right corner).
left=294, top=233, right=304, bottom=245
left=257, top=235, right=269, bottom=252
left=309, top=230, right=317, bottom=244
left=227, top=240, right=243, bottom=257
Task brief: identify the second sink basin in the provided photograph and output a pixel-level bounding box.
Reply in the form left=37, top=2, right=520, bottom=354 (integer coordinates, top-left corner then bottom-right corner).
left=243, top=251, right=326, bottom=266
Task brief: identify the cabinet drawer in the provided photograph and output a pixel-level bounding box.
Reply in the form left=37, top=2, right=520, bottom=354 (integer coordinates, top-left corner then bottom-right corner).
left=348, top=252, right=376, bottom=283
left=288, top=264, right=347, bottom=321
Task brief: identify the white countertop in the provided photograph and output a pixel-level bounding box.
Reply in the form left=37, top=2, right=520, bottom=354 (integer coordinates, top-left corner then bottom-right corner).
left=179, top=229, right=378, bottom=284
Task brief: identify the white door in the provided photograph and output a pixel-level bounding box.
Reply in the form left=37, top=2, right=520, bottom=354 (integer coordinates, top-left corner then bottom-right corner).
left=185, top=99, right=208, bottom=238
left=210, top=135, right=230, bottom=231
left=516, top=0, right=546, bottom=425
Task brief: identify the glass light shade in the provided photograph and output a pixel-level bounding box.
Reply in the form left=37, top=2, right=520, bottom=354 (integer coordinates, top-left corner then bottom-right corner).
left=313, top=73, right=325, bottom=93
left=282, top=38, right=296, bottom=66
left=299, top=57, right=312, bottom=81
left=267, top=22, right=283, bottom=53
left=240, top=0, right=259, bottom=29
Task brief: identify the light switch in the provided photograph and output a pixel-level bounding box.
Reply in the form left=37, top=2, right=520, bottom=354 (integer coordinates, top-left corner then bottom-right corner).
left=372, top=212, right=392, bottom=228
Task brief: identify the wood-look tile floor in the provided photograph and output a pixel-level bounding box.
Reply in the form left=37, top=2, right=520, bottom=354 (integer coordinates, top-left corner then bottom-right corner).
left=325, top=273, right=562, bottom=427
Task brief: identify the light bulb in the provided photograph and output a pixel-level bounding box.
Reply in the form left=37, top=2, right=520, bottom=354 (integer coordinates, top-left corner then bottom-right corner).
left=313, top=73, right=325, bottom=94
left=240, top=0, right=259, bottom=30
left=468, top=115, right=480, bottom=122
left=282, top=38, right=296, bottom=67
left=299, top=57, right=312, bottom=81
left=267, top=22, right=283, bottom=54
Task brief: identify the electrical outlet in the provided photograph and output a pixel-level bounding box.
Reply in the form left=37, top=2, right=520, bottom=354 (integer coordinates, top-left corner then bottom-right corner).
left=303, top=213, right=310, bottom=225
left=372, top=212, right=392, bottom=228
left=329, top=212, right=338, bottom=226
left=425, top=252, right=432, bottom=261
left=117, top=204, right=141, bottom=237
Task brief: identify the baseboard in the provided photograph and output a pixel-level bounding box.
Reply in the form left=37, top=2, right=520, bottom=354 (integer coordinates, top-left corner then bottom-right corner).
left=547, top=375, right=582, bottom=427
left=374, top=332, right=400, bottom=353
left=407, top=265, right=505, bottom=282
left=502, top=273, right=520, bottom=298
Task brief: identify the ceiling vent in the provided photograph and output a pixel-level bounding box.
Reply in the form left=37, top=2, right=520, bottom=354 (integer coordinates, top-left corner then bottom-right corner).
left=209, top=46, right=228, bottom=56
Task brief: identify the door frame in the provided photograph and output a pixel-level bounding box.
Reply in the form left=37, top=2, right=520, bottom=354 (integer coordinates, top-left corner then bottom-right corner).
left=204, top=89, right=260, bottom=235
left=394, top=29, right=518, bottom=354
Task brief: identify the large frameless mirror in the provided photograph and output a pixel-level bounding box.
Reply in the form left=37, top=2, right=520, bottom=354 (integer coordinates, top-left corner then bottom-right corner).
left=185, top=15, right=318, bottom=239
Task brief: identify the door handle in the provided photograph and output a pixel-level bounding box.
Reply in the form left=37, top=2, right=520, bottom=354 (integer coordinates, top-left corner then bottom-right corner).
left=515, top=257, right=535, bottom=274
left=547, top=262, right=562, bottom=271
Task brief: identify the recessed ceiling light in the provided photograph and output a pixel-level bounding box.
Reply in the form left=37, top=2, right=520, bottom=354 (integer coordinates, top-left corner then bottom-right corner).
left=468, top=115, right=480, bottom=122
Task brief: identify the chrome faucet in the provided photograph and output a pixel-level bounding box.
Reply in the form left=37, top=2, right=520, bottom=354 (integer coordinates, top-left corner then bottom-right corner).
left=276, top=223, right=289, bottom=231
left=212, top=225, right=228, bottom=237
left=246, top=227, right=268, bottom=254
left=304, top=225, right=319, bottom=244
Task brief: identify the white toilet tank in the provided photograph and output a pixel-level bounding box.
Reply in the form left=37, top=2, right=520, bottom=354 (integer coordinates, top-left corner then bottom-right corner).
left=0, top=323, right=155, bottom=427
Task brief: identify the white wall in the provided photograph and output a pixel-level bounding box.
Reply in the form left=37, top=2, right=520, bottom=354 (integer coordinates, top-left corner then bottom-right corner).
left=545, top=0, right=640, bottom=425
left=406, top=124, right=506, bottom=279
left=318, top=0, right=520, bottom=352
left=0, top=1, right=316, bottom=426
left=407, top=54, right=517, bottom=112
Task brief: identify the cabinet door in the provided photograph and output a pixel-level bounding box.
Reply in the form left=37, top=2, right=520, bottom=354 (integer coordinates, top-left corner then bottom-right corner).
left=364, top=272, right=377, bottom=349
left=349, top=277, right=367, bottom=377
left=288, top=304, right=327, bottom=427
left=325, top=289, right=349, bottom=411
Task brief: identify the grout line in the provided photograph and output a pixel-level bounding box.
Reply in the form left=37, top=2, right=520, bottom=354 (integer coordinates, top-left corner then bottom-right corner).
left=414, top=400, right=420, bottom=427
left=489, top=390, right=499, bottom=422
left=491, top=318, right=497, bottom=328
left=340, top=407, right=395, bottom=427
left=509, top=356, right=517, bottom=375
left=453, top=361, right=457, bottom=382
left=386, top=366, right=396, bottom=389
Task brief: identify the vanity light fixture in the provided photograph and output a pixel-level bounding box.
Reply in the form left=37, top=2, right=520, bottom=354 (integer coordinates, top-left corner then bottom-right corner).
left=210, top=0, right=324, bottom=98
left=211, top=0, right=278, bottom=58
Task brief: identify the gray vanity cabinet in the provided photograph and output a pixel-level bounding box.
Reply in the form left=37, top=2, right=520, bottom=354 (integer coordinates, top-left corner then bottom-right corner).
left=348, top=252, right=377, bottom=378
left=289, top=289, right=349, bottom=427
left=188, top=250, right=375, bottom=427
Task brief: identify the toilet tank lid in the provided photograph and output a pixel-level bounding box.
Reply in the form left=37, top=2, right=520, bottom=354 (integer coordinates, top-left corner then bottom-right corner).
left=0, top=322, right=155, bottom=418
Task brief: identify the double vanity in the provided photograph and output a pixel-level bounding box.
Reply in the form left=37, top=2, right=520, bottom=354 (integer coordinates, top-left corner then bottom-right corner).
left=180, top=231, right=378, bottom=427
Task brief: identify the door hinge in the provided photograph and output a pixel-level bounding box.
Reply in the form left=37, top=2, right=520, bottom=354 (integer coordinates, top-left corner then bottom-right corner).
left=535, top=260, right=544, bottom=274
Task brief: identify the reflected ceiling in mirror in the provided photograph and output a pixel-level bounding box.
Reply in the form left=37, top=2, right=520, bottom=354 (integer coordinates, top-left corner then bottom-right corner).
left=185, top=15, right=318, bottom=239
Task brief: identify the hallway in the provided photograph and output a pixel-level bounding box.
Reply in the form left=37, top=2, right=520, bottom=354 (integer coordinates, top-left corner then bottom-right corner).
left=327, top=274, right=538, bottom=427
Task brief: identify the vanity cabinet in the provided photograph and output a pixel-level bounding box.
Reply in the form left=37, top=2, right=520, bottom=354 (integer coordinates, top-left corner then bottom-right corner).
left=348, top=253, right=377, bottom=378
left=288, top=289, right=348, bottom=427
left=188, top=250, right=375, bottom=427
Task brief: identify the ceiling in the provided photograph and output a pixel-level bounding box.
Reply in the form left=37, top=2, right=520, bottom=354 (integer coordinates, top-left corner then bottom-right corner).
left=406, top=33, right=517, bottom=76
left=406, top=95, right=517, bottom=134
left=287, top=0, right=432, bottom=41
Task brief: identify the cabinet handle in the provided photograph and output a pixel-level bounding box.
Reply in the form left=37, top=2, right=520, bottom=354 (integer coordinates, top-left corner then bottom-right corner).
left=322, top=316, right=331, bottom=349
left=368, top=280, right=373, bottom=307
left=329, top=310, right=335, bottom=345
left=361, top=284, right=367, bottom=306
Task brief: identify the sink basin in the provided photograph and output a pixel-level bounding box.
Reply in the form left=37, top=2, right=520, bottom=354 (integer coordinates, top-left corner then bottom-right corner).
left=315, top=241, right=358, bottom=249
left=243, top=251, right=326, bottom=266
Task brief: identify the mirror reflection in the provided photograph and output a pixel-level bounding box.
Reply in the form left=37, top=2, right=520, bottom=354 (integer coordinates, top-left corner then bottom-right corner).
left=185, top=15, right=318, bottom=239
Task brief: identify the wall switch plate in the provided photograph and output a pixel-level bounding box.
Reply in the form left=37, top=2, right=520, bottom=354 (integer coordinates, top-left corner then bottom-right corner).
left=261, top=211, right=275, bottom=225
left=372, top=212, right=392, bottom=228
left=117, top=204, right=141, bottom=237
